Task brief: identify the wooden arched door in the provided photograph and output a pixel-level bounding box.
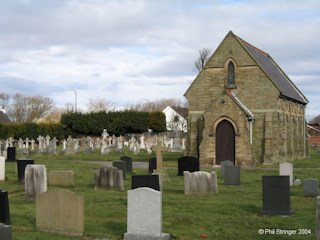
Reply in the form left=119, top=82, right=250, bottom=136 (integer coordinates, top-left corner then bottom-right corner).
left=215, top=120, right=235, bottom=165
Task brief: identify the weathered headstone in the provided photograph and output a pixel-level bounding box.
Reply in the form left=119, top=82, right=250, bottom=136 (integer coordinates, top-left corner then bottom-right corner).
left=184, top=171, right=218, bottom=194
left=36, top=189, right=84, bottom=236
left=170, top=131, right=182, bottom=153
left=17, top=159, right=34, bottom=184
left=177, top=156, right=199, bottom=176
left=124, top=187, right=170, bottom=240
left=25, top=165, right=47, bottom=200
left=279, top=162, right=293, bottom=186
left=94, top=167, right=123, bottom=190
left=0, top=223, right=12, bottom=240
left=303, top=179, right=319, bottom=197
left=149, top=158, right=157, bottom=174
left=48, top=170, right=75, bottom=187
left=0, top=157, right=5, bottom=181
left=220, top=160, right=234, bottom=178
left=120, top=156, right=133, bottom=173
left=224, top=165, right=241, bottom=185
left=0, top=190, right=10, bottom=225
left=112, top=160, right=127, bottom=180
left=132, top=175, right=160, bottom=191
left=6, top=147, right=16, bottom=162
left=261, top=176, right=294, bottom=216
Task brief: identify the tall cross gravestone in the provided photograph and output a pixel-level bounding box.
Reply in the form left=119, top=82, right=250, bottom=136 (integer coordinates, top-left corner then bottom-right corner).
left=152, top=140, right=168, bottom=188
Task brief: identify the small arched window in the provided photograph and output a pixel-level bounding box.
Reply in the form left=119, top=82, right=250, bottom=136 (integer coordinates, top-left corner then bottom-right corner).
left=228, top=61, right=235, bottom=88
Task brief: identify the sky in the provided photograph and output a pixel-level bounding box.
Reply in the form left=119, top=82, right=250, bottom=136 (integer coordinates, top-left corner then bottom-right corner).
left=0, top=0, right=319, bottom=119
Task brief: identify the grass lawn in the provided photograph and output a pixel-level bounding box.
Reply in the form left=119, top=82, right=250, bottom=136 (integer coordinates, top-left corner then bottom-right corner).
left=0, top=149, right=319, bottom=240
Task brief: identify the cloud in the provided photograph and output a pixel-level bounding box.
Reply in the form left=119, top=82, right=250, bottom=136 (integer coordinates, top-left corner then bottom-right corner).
left=0, top=0, right=318, bottom=116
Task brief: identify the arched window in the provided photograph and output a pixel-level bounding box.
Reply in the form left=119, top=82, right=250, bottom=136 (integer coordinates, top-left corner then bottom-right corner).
left=228, top=61, right=235, bottom=88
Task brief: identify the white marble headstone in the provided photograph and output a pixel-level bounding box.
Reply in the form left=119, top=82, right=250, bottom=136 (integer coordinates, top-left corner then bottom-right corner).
left=0, top=156, right=5, bottom=181
left=25, top=165, right=47, bottom=200
left=124, top=187, right=169, bottom=240
left=279, top=162, right=293, bottom=186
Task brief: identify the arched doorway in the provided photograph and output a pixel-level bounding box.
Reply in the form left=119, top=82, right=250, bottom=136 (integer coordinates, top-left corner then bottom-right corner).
left=216, top=120, right=235, bottom=165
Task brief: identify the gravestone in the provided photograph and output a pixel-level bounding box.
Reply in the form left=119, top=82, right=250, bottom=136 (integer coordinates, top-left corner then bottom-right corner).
left=0, top=223, right=12, bottom=240
left=36, top=189, right=84, bottom=236
left=220, top=160, right=234, bottom=178
left=124, top=187, right=170, bottom=240
left=170, top=131, right=182, bottom=153
left=224, top=165, right=241, bottom=185
left=132, top=175, right=160, bottom=191
left=112, top=160, right=127, bottom=180
left=49, top=170, right=75, bottom=187
left=317, top=196, right=320, bottom=240
left=177, top=156, right=199, bottom=176
left=6, top=147, right=16, bottom=162
left=279, top=162, right=293, bottom=186
left=149, top=158, right=157, bottom=174
left=261, top=176, right=294, bottom=216
left=184, top=171, right=218, bottom=194
left=120, top=156, right=133, bottom=173
left=0, top=190, right=10, bottom=225
left=303, top=179, right=319, bottom=197
left=17, top=159, right=34, bottom=184
left=25, top=165, right=47, bottom=200
left=94, top=167, right=123, bottom=190
left=0, top=157, right=5, bottom=181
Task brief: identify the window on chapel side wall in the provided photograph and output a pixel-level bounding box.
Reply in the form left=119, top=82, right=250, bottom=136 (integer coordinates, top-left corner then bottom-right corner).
left=227, top=61, right=235, bottom=88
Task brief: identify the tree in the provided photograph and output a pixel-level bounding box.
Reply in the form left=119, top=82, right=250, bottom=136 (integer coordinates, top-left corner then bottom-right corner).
left=193, top=48, right=212, bottom=73
left=0, top=93, right=10, bottom=109
left=148, top=111, right=166, bottom=132
left=129, top=98, right=184, bottom=112
left=7, top=94, right=53, bottom=123
left=87, top=97, right=114, bottom=113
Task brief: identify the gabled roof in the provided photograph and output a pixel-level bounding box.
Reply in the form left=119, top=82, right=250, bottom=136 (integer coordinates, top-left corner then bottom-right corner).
left=167, top=106, right=188, bottom=119
left=0, top=111, right=11, bottom=123
left=235, top=33, right=308, bottom=104
left=309, top=114, right=320, bottom=125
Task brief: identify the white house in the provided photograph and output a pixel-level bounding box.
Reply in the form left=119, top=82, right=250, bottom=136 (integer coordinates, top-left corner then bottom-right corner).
left=163, top=106, right=188, bottom=132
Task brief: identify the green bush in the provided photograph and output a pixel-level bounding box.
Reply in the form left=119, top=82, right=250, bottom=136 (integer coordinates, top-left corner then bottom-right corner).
left=148, top=111, right=166, bottom=132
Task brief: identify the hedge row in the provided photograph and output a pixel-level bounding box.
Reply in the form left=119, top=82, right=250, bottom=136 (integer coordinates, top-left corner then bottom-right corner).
left=0, top=122, right=63, bottom=140
left=61, top=110, right=166, bottom=137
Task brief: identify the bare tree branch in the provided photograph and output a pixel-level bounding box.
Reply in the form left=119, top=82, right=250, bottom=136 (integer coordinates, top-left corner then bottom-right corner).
left=193, top=48, right=212, bottom=73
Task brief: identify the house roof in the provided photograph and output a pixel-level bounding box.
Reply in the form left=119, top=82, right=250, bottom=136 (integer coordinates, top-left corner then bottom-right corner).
left=309, top=114, right=320, bottom=125
left=170, top=106, right=188, bottom=119
left=0, top=111, right=11, bottom=123
left=235, top=34, right=308, bottom=104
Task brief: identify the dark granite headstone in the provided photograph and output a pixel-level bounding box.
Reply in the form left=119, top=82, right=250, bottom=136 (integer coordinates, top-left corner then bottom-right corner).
left=148, top=158, right=157, bottom=174
left=220, top=160, right=234, bottom=178
left=131, top=175, right=160, bottom=191
left=6, top=147, right=16, bottom=162
left=17, top=159, right=34, bottom=184
left=261, top=176, right=294, bottom=216
left=0, top=190, right=10, bottom=225
left=177, top=156, right=199, bottom=176
left=120, top=156, right=132, bottom=173
left=224, top=165, right=241, bottom=185
left=303, top=178, right=319, bottom=197
left=112, top=160, right=127, bottom=180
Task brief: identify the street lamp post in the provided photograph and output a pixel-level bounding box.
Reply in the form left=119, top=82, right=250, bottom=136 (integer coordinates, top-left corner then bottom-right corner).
left=68, top=89, right=77, bottom=112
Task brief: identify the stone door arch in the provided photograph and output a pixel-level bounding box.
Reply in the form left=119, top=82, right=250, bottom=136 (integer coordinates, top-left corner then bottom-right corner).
left=215, top=120, right=235, bottom=165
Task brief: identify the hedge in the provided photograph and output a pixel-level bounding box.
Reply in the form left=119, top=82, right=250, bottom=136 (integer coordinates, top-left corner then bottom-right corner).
left=0, top=123, right=63, bottom=140
left=61, top=110, right=166, bottom=137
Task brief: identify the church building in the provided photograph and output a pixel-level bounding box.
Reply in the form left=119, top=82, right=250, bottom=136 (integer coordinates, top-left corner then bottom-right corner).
left=184, top=31, right=308, bottom=166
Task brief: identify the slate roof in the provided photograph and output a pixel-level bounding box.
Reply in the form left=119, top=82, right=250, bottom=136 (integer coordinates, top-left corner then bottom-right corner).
left=170, top=106, right=188, bottom=119
left=309, top=114, right=320, bottom=125
left=236, top=35, right=308, bottom=104
left=0, top=111, right=11, bottom=123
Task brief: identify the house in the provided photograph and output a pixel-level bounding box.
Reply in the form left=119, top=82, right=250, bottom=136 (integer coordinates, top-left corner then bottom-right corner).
left=163, top=106, right=188, bottom=132
left=184, top=31, right=308, bottom=166
left=0, top=106, right=11, bottom=123
left=308, top=115, right=320, bottom=146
